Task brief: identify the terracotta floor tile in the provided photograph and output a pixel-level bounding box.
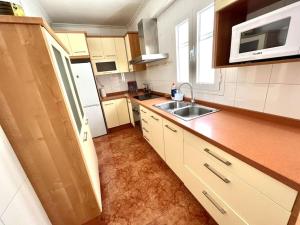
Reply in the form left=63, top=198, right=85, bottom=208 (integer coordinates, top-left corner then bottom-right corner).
left=85, top=127, right=217, bottom=225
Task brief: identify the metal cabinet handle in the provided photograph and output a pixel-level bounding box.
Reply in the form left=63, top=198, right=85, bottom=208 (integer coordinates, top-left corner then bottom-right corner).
left=202, top=191, right=226, bottom=214
left=83, top=132, right=88, bottom=142
left=204, top=163, right=230, bottom=183
left=142, top=118, right=148, bottom=124
left=141, top=109, right=147, bottom=114
left=143, top=136, right=150, bottom=142
left=165, top=125, right=177, bottom=133
left=142, top=127, right=149, bottom=133
left=104, top=102, right=114, bottom=106
left=151, top=115, right=159, bottom=121
left=74, top=50, right=86, bottom=53
left=204, top=148, right=231, bottom=166
left=106, top=54, right=116, bottom=57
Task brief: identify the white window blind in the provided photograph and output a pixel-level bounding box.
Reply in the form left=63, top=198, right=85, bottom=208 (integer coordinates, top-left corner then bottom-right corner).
left=175, top=19, right=189, bottom=83
left=196, top=4, right=221, bottom=90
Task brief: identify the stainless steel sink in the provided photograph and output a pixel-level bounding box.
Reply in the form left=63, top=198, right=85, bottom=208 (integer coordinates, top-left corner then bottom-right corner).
left=154, top=101, right=190, bottom=112
left=154, top=101, right=218, bottom=121
left=173, top=106, right=217, bottom=120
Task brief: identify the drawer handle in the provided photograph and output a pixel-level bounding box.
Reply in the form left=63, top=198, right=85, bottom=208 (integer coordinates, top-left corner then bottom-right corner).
left=143, top=136, right=150, bottom=142
left=142, top=118, right=148, bottom=124
left=165, top=125, right=177, bottom=133
left=141, top=109, right=147, bottom=114
left=74, top=50, right=86, bottom=53
left=202, top=191, right=226, bottom=215
left=83, top=132, right=88, bottom=142
left=204, top=148, right=232, bottom=166
left=151, top=115, right=159, bottom=121
left=142, top=127, right=149, bottom=133
left=204, top=163, right=230, bottom=184
left=104, top=103, right=114, bottom=106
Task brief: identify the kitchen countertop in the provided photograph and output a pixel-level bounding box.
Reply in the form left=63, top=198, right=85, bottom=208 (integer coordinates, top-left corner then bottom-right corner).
left=101, top=92, right=300, bottom=191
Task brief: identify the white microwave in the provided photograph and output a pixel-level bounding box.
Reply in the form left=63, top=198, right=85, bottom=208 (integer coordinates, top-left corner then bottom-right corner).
left=91, top=59, right=118, bottom=75
left=230, top=1, right=300, bottom=63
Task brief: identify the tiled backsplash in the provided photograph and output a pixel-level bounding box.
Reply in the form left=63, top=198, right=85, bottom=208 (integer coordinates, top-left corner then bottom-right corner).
left=95, top=72, right=138, bottom=93
left=135, top=62, right=300, bottom=120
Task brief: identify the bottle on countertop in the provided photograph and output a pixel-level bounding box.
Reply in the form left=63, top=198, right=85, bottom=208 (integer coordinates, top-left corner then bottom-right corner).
left=171, top=82, right=177, bottom=99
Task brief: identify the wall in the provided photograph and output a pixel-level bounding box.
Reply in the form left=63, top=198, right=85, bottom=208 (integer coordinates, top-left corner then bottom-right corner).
left=0, top=126, right=51, bottom=225
left=128, top=0, right=300, bottom=120
left=7, top=0, right=50, bottom=21
left=51, top=23, right=127, bottom=36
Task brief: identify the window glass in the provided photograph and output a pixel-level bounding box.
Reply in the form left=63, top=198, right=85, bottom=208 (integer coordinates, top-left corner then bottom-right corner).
left=176, top=19, right=189, bottom=83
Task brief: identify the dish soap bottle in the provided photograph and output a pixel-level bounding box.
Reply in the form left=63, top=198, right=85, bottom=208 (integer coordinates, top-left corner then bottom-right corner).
left=171, top=82, right=177, bottom=100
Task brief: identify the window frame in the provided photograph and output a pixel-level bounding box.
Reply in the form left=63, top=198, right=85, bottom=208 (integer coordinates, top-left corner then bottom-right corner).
left=175, top=18, right=190, bottom=83
left=195, top=3, right=222, bottom=91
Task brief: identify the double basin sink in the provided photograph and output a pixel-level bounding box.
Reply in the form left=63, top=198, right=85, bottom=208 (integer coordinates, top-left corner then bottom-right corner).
left=154, top=101, right=219, bottom=121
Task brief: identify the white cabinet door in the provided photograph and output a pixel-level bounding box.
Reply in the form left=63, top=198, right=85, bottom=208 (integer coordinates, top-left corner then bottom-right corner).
left=148, top=112, right=165, bottom=160
left=0, top=128, right=25, bottom=215
left=163, top=119, right=184, bottom=180
left=115, top=98, right=130, bottom=126
left=1, top=179, right=51, bottom=225
left=102, top=101, right=119, bottom=128
left=101, top=38, right=116, bottom=58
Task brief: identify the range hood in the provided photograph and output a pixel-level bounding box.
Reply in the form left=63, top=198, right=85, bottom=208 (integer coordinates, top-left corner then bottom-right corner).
left=130, top=18, right=169, bottom=65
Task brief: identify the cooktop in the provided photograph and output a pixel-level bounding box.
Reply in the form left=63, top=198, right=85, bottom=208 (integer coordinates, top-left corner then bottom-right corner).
left=133, top=94, right=161, bottom=101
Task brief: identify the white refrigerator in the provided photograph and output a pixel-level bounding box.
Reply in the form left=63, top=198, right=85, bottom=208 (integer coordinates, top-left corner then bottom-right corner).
left=71, top=63, right=107, bottom=137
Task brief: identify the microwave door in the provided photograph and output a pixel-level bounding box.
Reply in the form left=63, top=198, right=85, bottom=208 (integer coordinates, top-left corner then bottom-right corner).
left=95, top=61, right=117, bottom=74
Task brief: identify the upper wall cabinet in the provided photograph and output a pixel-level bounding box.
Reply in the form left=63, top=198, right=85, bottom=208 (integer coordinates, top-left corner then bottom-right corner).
left=87, top=37, right=129, bottom=73
left=56, top=32, right=89, bottom=58
left=213, top=0, right=300, bottom=68
left=125, top=32, right=146, bottom=72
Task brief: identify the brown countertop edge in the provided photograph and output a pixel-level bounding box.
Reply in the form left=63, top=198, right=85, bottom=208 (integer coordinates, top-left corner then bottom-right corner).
left=102, top=91, right=300, bottom=192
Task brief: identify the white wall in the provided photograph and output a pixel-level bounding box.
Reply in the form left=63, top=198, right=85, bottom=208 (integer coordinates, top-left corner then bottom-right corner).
left=128, top=0, right=300, bottom=120
left=51, top=23, right=127, bottom=36
left=0, top=126, right=51, bottom=225
left=7, top=0, right=50, bottom=21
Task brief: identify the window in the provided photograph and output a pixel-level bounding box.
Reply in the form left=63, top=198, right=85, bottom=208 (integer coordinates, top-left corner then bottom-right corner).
left=196, top=4, right=221, bottom=90
left=175, top=19, right=189, bottom=83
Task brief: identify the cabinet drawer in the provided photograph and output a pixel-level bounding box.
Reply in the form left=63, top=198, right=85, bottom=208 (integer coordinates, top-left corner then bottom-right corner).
left=140, top=105, right=149, bottom=118
left=184, top=131, right=297, bottom=212
left=183, top=165, right=248, bottom=225
left=148, top=111, right=165, bottom=160
left=183, top=137, right=291, bottom=225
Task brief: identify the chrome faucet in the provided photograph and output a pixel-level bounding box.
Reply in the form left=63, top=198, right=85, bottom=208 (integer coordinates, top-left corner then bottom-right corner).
left=178, top=82, right=195, bottom=105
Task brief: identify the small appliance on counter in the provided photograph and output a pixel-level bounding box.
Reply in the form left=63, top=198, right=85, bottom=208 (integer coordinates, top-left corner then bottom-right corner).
left=128, top=81, right=138, bottom=94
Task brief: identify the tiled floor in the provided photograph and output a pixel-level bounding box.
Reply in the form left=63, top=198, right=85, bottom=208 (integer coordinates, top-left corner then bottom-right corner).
left=86, top=127, right=217, bottom=225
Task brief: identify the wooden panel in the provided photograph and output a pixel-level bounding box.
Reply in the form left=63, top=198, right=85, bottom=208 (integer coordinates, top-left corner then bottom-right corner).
left=86, top=38, right=104, bottom=59
left=215, top=0, right=238, bottom=11
left=0, top=23, right=100, bottom=225
left=102, top=100, right=119, bottom=128
left=115, top=98, right=130, bottom=126
left=114, top=37, right=129, bottom=73
left=67, top=33, right=89, bottom=56
left=125, top=33, right=146, bottom=72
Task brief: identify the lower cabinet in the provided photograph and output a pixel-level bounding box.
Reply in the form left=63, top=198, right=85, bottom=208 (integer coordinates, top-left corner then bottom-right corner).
left=162, top=119, right=184, bottom=180
left=102, top=98, right=130, bottom=128
left=182, top=131, right=297, bottom=225
left=138, top=104, right=297, bottom=225
left=140, top=106, right=165, bottom=160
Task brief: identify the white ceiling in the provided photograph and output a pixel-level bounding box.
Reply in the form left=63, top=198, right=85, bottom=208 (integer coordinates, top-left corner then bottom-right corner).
left=38, top=0, right=146, bottom=26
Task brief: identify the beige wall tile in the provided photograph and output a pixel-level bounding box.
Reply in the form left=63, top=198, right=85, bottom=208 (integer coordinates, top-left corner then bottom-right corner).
left=270, top=62, right=300, bottom=84
left=264, top=84, right=300, bottom=120
left=237, top=65, right=272, bottom=84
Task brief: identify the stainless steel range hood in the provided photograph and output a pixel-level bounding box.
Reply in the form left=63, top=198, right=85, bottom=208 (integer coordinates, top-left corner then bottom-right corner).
left=130, top=18, right=169, bottom=65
